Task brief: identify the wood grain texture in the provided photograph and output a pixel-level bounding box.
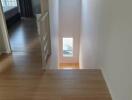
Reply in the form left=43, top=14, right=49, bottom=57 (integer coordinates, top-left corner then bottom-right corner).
left=0, top=69, right=112, bottom=100
left=9, top=18, right=41, bottom=52
left=0, top=18, right=42, bottom=73
left=59, top=63, right=80, bottom=69
left=0, top=18, right=111, bottom=100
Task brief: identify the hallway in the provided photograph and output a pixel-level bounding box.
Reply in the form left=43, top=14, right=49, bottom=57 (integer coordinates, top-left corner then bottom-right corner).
left=0, top=19, right=111, bottom=100
left=8, top=18, right=41, bottom=53
left=0, top=0, right=131, bottom=99
left=0, top=18, right=42, bottom=73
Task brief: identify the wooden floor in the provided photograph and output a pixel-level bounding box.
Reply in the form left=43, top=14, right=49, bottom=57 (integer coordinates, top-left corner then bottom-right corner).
left=0, top=18, right=42, bottom=73
left=0, top=70, right=111, bottom=100
left=0, top=19, right=111, bottom=100
left=59, top=63, right=80, bottom=69
left=9, top=18, right=41, bottom=52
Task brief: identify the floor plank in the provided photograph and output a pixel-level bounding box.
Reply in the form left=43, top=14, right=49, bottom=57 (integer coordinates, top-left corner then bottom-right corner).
left=0, top=18, right=111, bottom=100
left=0, top=70, right=111, bottom=100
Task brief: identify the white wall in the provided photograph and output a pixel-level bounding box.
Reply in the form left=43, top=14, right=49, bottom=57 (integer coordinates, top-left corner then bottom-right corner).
left=59, top=0, right=81, bottom=64
left=80, top=0, right=100, bottom=69
left=131, top=49, right=132, bottom=100
left=59, top=0, right=81, bottom=37
left=48, top=0, right=59, bottom=69
left=48, top=0, right=81, bottom=67
left=48, top=0, right=101, bottom=68
left=98, top=0, right=132, bottom=100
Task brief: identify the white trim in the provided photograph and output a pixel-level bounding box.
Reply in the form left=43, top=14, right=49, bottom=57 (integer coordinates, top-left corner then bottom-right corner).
left=0, top=1, right=11, bottom=53
left=100, top=65, right=114, bottom=100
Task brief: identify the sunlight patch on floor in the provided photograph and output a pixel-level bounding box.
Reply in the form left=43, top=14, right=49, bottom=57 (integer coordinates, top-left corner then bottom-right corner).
left=59, top=63, right=80, bottom=69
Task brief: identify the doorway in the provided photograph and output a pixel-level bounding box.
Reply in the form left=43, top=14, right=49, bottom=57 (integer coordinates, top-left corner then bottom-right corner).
left=58, top=0, right=81, bottom=69
left=59, top=37, right=80, bottom=69
left=0, top=0, right=41, bottom=52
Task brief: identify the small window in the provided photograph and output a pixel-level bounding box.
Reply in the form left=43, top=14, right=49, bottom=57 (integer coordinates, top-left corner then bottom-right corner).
left=63, top=38, right=73, bottom=57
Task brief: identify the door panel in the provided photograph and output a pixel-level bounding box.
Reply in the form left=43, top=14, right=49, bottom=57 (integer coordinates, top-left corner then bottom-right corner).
left=0, top=1, right=11, bottom=53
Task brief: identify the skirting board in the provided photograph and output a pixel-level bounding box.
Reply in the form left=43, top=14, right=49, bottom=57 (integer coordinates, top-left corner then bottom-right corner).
left=100, top=66, right=114, bottom=100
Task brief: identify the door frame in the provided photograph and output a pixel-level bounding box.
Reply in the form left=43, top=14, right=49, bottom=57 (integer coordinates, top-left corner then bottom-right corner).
left=59, top=34, right=80, bottom=64
left=0, top=1, right=11, bottom=53
left=0, top=0, right=47, bottom=54
left=0, top=0, right=44, bottom=54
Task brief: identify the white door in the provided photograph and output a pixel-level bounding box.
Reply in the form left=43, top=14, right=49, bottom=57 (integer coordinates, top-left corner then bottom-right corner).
left=0, top=1, right=11, bottom=53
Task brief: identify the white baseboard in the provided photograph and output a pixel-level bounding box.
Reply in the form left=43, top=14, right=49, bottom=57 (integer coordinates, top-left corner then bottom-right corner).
left=100, top=65, right=114, bottom=100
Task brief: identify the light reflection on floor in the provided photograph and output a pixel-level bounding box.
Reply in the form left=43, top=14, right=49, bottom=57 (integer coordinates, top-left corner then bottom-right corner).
left=59, top=63, right=80, bottom=70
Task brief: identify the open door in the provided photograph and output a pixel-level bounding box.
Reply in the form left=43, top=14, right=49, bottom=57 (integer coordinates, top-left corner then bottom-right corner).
left=0, top=1, right=11, bottom=53
left=38, top=0, right=51, bottom=69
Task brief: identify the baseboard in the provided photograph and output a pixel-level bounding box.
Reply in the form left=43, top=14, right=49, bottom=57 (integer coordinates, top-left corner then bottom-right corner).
left=100, top=65, right=114, bottom=100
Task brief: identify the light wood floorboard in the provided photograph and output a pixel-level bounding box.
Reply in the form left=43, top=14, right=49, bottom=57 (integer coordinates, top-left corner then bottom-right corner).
left=0, top=70, right=111, bottom=100
left=0, top=18, right=111, bottom=100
